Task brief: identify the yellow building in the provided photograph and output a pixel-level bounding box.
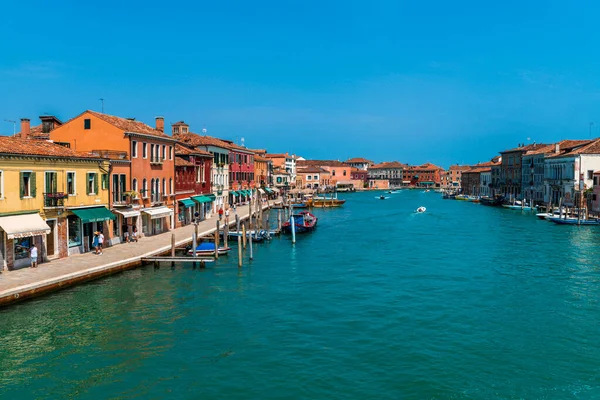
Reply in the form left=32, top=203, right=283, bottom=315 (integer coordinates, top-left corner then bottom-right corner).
left=0, top=136, right=111, bottom=270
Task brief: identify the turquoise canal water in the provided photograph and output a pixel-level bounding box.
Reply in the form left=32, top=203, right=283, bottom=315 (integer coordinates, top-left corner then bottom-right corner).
left=2, top=190, right=600, bottom=399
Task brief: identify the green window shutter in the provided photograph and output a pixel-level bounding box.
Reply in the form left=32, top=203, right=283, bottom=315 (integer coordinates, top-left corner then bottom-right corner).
left=86, top=173, right=90, bottom=195
left=94, top=174, right=99, bottom=195
left=102, top=174, right=108, bottom=190
left=19, top=172, right=24, bottom=198
left=31, top=172, right=37, bottom=198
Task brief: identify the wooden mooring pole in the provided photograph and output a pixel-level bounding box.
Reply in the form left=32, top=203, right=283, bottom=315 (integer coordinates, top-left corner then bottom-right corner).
left=215, top=220, right=220, bottom=260
left=171, top=233, right=176, bottom=257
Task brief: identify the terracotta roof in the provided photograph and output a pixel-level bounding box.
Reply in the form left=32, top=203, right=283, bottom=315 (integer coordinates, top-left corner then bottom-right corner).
left=86, top=110, right=171, bottom=138
left=175, top=156, right=194, bottom=167
left=346, top=157, right=374, bottom=164
left=175, top=143, right=212, bottom=157
left=254, top=155, right=269, bottom=162
left=449, top=164, right=470, bottom=171
left=501, top=143, right=548, bottom=154
left=298, top=166, right=329, bottom=173
left=417, top=162, right=444, bottom=170
left=0, top=136, right=99, bottom=159
left=264, top=153, right=288, bottom=158
left=370, top=161, right=406, bottom=170
left=173, top=132, right=231, bottom=149
left=297, top=160, right=350, bottom=168
left=549, top=138, right=600, bottom=157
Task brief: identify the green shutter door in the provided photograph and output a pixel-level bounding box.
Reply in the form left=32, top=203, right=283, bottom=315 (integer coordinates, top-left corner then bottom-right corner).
left=30, top=172, right=37, bottom=198
left=86, top=173, right=90, bottom=195
left=19, top=172, right=24, bottom=198
left=94, top=174, right=99, bottom=195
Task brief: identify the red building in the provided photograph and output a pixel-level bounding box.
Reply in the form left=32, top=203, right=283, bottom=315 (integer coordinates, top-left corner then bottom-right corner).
left=403, top=163, right=444, bottom=187
left=351, top=168, right=368, bottom=183
left=226, top=141, right=255, bottom=205
left=174, top=144, right=213, bottom=227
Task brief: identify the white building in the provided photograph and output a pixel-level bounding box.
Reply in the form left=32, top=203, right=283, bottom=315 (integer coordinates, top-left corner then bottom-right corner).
left=543, top=139, right=600, bottom=206
left=345, top=157, right=374, bottom=171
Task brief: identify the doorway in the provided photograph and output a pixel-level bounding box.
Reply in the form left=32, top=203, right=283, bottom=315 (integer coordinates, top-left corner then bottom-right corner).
left=46, top=220, right=56, bottom=258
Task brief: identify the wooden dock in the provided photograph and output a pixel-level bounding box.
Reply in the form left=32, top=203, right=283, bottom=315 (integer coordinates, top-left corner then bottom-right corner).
left=141, top=257, right=215, bottom=263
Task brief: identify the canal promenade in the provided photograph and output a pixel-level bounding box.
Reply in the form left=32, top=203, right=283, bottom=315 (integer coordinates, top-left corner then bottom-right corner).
left=0, top=200, right=278, bottom=307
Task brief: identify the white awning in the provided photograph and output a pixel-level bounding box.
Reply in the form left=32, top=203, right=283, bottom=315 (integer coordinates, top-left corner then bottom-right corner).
left=402, top=181, right=411, bottom=184
left=258, top=188, right=265, bottom=194
left=0, top=213, right=51, bottom=239
left=142, top=206, right=173, bottom=219
left=271, top=187, right=280, bottom=193
left=113, top=209, right=141, bottom=219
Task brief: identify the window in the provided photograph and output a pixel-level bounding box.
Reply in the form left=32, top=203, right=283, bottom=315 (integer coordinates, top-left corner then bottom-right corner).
left=170, top=178, right=173, bottom=194
left=162, top=178, right=166, bottom=197
left=343, top=170, right=347, bottom=176
left=169, top=146, right=173, bottom=160
left=314, top=175, right=318, bottom=180
left=173, top=127, right=179, bottom=134
left=102, top=174, right=108, bottom=190
left=143, top=143, right=147, bottom=158
left=197, top=167, right=202, bottom=183
left=68, top=215, right=81, bottom=247
left=132, top=141, right=138, bottom=158
left=307, top=175, right=312, bottom=180
left=86, top=173, right=98, bottom=195
left=162, top=145, right=166, bottom=160
left=332, top=170, right=336, bottom=176
left=143, top=179, right=148, bottom=198
left=67, top=172, right=75, bottom=195
left=588, top=170, right=594, bottom=180
left=595, top=176, right=599, bottom=186
left=20, top=171, right=35, bottom=198
left=132, top=178, right=138, bottom=193
left=150, top=144, right=155, bottom=161
left=84, top=119, right=91, bottom=129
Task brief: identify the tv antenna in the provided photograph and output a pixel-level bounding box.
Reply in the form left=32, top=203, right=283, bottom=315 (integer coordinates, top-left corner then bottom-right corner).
left=99, top=98, right=105, bottom=113
left=3, top=119, right=16, bottom=136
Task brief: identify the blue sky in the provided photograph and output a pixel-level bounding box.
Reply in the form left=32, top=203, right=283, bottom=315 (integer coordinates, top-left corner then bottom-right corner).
left=2, top=1, right=600, bottom=167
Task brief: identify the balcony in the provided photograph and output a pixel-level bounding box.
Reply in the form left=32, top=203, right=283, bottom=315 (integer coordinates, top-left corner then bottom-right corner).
left=43, top=192, right=66, bottom=208
left=150, top=157, right=163, bottom=165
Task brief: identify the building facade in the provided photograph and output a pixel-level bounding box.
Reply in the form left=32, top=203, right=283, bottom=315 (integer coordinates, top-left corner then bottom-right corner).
left=174, top=144, right=213, bottom=227
left=345, top=157, right=374, bottom=171
left=0, top=136, right=111, bottom=270
left=368, top=162, right=405, bottom=187
left=51, top=111, right=177, bottom=241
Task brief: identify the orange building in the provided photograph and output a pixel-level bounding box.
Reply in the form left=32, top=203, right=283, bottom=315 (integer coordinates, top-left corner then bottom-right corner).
left=50, top=111, right=177, bottom=242
left=403, top=163, right=444, bottom=187
left=296, top=160, right=352, bottom=187
left=254, top=155, right=270, bottom=187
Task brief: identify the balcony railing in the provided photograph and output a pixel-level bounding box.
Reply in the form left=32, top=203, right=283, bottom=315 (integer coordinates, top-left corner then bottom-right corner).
left=44, top=192, right=66, bottom=208
left=150, top=157, right=163, bottom=165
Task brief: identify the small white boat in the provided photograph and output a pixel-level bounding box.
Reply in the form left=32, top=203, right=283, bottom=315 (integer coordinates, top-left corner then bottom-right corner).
left=416, top=206, right=426, bottom=213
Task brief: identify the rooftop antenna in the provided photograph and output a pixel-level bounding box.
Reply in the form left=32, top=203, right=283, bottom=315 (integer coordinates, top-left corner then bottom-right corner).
left=4, top=119, right=16, bottom=136
left=241, top=137, right=245, bottom=148
left=99, top=98, right=105, bottom=113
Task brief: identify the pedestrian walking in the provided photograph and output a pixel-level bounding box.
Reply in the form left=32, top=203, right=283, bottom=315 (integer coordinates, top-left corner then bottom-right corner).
left=29, top=243, right=38, bottom=268
left=218, top=207, right=224, bottom=221
left=98, top=231, right=104, bottom=255
left=225, top=208, right=230, bottom=224
left=92, top=232, right=99, bottom=254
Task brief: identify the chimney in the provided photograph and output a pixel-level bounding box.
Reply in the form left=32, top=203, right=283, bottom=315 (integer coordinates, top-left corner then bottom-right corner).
left=555, top=143, right=560, bottom=154
left=155, top=116, right=164, bottom=132
left=20, top=118, right=30, bottom=139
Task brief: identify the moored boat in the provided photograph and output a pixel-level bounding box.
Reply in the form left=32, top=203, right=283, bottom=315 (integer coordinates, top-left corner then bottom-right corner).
left=455, top=194, right=470, bottom=201
left=188, top=242, right=231, bottom=256
left=282, top=211, right=318, bottom=234
left=480, top=195, right=504, bottom=206
left=547, top=217, right=600, bottom=225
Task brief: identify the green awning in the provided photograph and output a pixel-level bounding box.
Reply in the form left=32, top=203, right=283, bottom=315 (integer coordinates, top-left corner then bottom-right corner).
left=420, top=181, right=435, bottom=184
left=71, top=206, right=116, bottom=223
left=192, top=195, right=212, bottom=204
left=205, top=194, right=216, bottom=200
left=230, top=191, right=239, bottom=196
left=179, top=199, right=195, bottom=208
left=264, top=187, right=273, bottom=194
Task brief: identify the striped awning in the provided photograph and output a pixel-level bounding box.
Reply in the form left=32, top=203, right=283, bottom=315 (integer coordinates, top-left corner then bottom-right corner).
left=0, top=213, right=51, bottom=239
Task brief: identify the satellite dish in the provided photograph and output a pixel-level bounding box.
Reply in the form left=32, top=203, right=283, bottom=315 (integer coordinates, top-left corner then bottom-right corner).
left=202, top=127, right=207, bottom=134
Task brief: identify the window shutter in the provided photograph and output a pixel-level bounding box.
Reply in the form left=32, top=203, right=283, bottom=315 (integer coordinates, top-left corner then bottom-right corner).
left=86, top=173, right=90, bottom=195
left=31, top=172, right=37, bottom=198
left=94, top=174, right=99, bottom=195
left=19, top=172, right=24, bottom=198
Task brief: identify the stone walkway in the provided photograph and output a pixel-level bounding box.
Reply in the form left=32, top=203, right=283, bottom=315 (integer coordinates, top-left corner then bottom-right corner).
left=0, top=200, right=278, bottom=304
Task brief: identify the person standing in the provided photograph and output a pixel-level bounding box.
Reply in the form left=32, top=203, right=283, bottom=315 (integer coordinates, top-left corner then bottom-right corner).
left=218, top=207, right=224, bottom=221
left=29, top=243, right=38, bottom=268
left=98, top=231, right=104, bottom=255
left=92, top=232, right=99, bottom=254
left=131, top=226, right=138, bottom=242
left=225, top=208, right=230, bottom=224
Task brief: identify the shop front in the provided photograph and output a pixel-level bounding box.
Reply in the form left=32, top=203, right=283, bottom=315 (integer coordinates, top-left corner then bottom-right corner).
left=0, top=213, right=51, bottom=270
left=141, top=206, right=173, bottom=236
left=178, top=199, right=195, bottom=226
left=113, top=209, right=141, bottom=243
left=191, top=195, right=212, bottom=221
left=68, top=206, right=116, bottom=254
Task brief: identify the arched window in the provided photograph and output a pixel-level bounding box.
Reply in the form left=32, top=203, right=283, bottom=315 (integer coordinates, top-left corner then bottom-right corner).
left=132, top=178, right=138, bottom=194
left=170, top=178, right=173, bottom=194
left=162, top=178, right=166, bottom=196
left=143, top=178, right=148, bottom=198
